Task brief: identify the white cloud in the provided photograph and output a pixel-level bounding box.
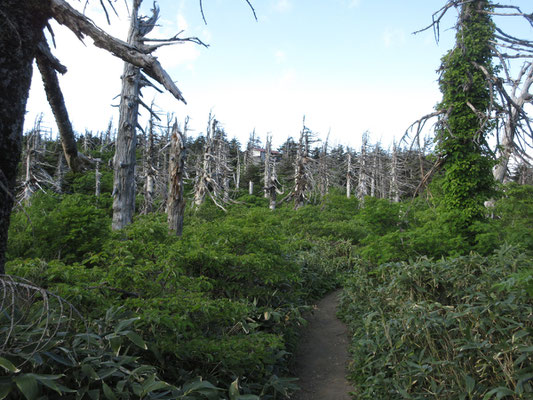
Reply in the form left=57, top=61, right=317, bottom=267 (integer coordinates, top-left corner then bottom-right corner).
left=382, top=27, right=406, bottom=48
left=274, top=50, right=286, bottom=64
left=347, top=0, right=362, bottom=8
left=273, top=0, right=292, bottom=13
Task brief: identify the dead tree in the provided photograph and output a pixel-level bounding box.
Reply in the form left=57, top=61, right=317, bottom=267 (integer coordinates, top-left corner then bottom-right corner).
left=193, top=116, right=214, bottom=208
left=285, top=118, right=314, bottom=209
left=346, top=151, right=353, bottom=199
left=317, top=132, right=330, bottom=199
left=167, top=120, right=186, bottom=235
left=192, top=115, right=229, bottom=210
left=263, top=134, right=281, bottom=209
left=493, top=62, right=533, bottom=182
left=112, top=0, right=154, bottom=230
left=213, top=126, right=231, bottom=203
left=357, top=132, right=369, bottom=202
left=264, top=134, right=272, bottom=199
left=390, top=142, right=401, bottom=202
left=142, top=113, right=157, bottom=214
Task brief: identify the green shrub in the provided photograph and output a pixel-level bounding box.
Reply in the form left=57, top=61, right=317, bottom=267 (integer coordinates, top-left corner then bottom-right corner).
left=7, top=193, right=110, bottom=263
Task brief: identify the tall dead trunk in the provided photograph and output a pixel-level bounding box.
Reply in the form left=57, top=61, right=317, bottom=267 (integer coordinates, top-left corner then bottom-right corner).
left=167, top=121, right=186, bottom=235
left=235, top=154, right=241, bottom=190
left=142, top=115, right=156, bottom=214
left=264, top=134, right=272, bottom=199
left=494, top=63, right=533, bottom=183
left=112, top=0, right=144, bottom=230
left=346, top=152, right=352, bottom=199
left=0, top=0, right=49, bottom=274
left=390, top=143, right=400, bottom=202
left=357, top=132, right=369, bottom=202
left=291, top=121, right=311, bottom=209
left=95, top=160, right=102, bottom=197
left=193, top=116, right=215, bottom=208
left=318, top=133, right=330, bottom=199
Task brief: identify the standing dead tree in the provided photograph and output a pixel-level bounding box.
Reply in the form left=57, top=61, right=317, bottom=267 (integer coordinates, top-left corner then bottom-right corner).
left=263, top=134, right=282, bottom=210
left=192, top=115, right=230, bottom=210
left=492, top=61, right=533, bottom=182
left=141, top=111, right=158, bottom=214
left=112, top=0, right=207, bottom=230
left=284, top=118, right=314, bottom=209
left=346, top=151, right=353, bottom=199
left=167, top=119, right=186, bottom=235
left=317, top=132, right=331, bottom=199
left=356, top=132, right=369, bottom=203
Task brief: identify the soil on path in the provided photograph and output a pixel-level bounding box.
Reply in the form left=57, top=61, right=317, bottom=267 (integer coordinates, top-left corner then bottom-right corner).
left=291, top=289, right=353, bottom=400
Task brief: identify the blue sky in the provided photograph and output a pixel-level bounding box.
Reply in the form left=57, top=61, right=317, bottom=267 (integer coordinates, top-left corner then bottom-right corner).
left=26, top=0, right=531, bottom=150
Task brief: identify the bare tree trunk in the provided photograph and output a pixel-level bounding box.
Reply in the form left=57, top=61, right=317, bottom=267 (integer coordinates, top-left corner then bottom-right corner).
left=357, top=132, right=369, bottom=202
left=95, top=160, right=102, bottom=197
left=112, top=0, right=143, bottom=230
left=292, top=120, right=311, bottom=209
left=390, top=143, right=400, bottom=202
left=319, top=133, right=330, bottom=199
left=346, top=152, right=352, bottom=199
left=264, top=134, right=272, bottom=198
left=494, top=63, right=533, bottom=183
left=370, top=147, right=377, bottom=198
left=23, top=130, right=37, bottom=205
left=249, top=180, right=254, bottom=195
left=56, top=153, right=66, bottom=193
left=193, top=116, right=214, bottom=207
left=142, top=115, right=156, bottom=214
left=167, top=121, right=186, bottom=235
left=236, top=154, right=241, bottom=190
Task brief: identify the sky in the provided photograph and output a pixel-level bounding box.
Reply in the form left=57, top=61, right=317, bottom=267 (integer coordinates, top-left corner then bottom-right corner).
left=26, top=0, right=532, bottom=151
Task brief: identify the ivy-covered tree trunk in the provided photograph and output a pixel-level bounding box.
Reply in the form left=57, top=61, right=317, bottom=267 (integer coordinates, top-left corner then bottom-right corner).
left=0, top=1, right=50, bottom=274
left=436, top=0, right=495, bottom=229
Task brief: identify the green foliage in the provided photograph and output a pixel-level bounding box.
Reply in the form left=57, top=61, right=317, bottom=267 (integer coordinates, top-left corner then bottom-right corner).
left=6, top=200, right=348, bottom=398
left=70, top=170, right=114, bottom=196
left=339, top=246, right=533, bottom=399
left=0, top=276, right=219, bottom=400
left=7, top=193, right=111, bottom=263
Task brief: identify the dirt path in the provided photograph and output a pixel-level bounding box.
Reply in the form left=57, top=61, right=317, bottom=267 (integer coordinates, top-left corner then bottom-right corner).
left=291, top=289, right=353, bottom=400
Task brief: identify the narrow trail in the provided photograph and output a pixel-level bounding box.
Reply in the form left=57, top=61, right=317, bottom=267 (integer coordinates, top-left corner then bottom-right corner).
left=291, top=289, right=354, bottom=400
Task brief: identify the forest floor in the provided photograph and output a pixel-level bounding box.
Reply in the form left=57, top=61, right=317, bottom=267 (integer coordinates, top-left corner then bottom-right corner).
left=291, top=289, right=354, bottom=400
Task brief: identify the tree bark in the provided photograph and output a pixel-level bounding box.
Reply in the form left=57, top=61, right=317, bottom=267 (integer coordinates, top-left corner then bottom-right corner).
left=167, top=121, right=186, bottom=235
left=493, top=63, right=533, bottom=183
left=0, top=0, right=50, bottom=274
left=112, top=0, right=143, bottom=230
left=346, top=152, right=352, bottom=199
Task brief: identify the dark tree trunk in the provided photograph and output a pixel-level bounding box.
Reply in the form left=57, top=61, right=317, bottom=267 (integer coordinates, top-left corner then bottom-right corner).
left=0, top=0, right=50, bottom=274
